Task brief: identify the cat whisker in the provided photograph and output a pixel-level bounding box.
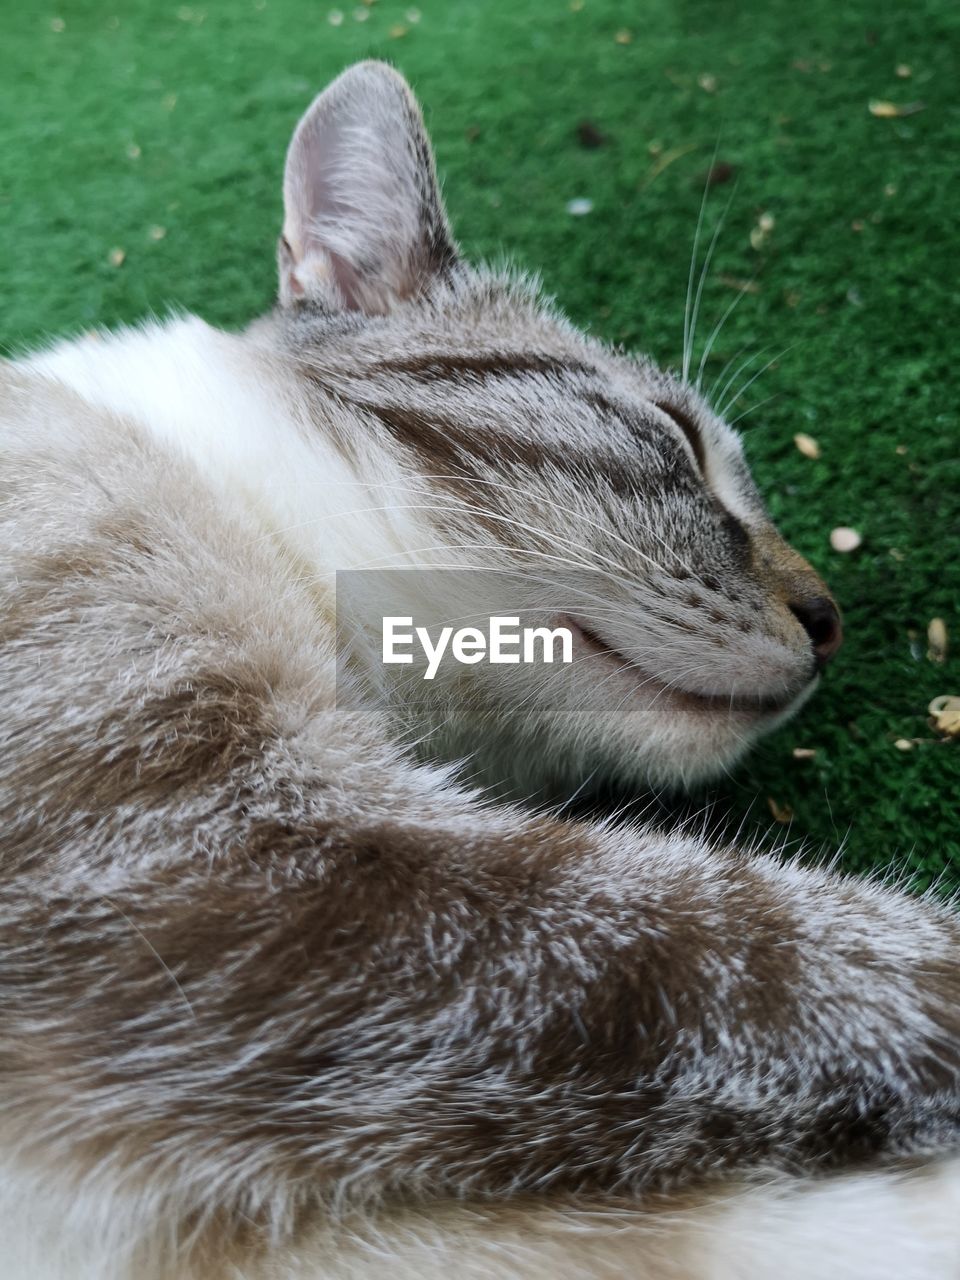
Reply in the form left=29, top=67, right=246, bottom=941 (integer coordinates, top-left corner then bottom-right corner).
left=644, top=660, right=716, bottom=712
left=683, top=135, right=722, bottom=382
left=707, top=340, right=754, bottom=404
left=551, top=767, right=603, bottom=817
left=418, top=497, right=674, bottom=586
left=696, top=265, right=759, bottom=392
left=719, top=343, right=798, bottom=419
left=603, top=661, right=698, bottom=725
left=328, top=542, right=654, bottom=615
left=687, top=178, right=739, bottom=388
left=726, top=393, right=778, bottom=429
left=411, top=468, right=701, bottom=580
left=712, top=343, right=777, bottom=418
left=98, top=897, right=196, bottom=1024
left=272, top=491, right=686, bottom=596
left=252, top=469, right=700, bottom=582
left=253, top=492, right=674, bottom=591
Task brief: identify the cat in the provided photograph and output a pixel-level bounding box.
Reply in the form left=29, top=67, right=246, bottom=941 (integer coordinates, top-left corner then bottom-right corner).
left=1, top=60, right=958, bottom=1280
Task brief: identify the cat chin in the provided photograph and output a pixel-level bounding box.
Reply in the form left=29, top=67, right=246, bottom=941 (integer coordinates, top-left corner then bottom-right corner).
left=564, top=669, right=817, bottom=790
left=546, top=670, right=819, bottom=794
left=614, top=679, right=817, bottom=789
left=392, top=658, right=816, bottom=800
left=599, top=716, right=761, bottom=791
left=428, top=688, right=798, bottom=802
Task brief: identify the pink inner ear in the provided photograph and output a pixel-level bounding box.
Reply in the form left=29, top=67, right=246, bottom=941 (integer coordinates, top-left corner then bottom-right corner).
left=279, top=64, right=456, bottom=316
left=278, top=234, right=308, bottom=303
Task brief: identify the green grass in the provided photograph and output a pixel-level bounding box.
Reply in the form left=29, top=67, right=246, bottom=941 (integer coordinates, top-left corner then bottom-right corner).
left=2, top=0, right=957, bottom=886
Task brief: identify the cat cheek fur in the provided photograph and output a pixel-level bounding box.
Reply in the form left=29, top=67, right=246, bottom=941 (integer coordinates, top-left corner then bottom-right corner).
left=3, top=59, right=957, bottom=1280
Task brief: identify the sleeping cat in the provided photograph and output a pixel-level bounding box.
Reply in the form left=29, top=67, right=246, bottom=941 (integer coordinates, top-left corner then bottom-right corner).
left=2, top=60, right=958, bottom=1280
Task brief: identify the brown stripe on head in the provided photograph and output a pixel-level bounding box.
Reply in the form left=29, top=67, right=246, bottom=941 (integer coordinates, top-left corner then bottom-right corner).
left=309, top=386, right=694, bottom=545
left=373, top=351, right=597, bottom=384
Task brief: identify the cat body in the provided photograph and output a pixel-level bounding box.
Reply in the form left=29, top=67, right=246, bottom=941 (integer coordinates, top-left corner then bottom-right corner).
left=2, top=63, right=958, bottom=1279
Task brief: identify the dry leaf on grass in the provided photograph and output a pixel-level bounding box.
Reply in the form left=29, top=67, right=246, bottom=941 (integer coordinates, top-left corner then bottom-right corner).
left=576, top=121, right=608, bottom=149
left=750, top=211, right=775, bottom=250
left=830, top=527, right=862, bottom=552
left=929, top=696, right=960, bottom=738
left=927, top=618, right=948, bottom=664
left=868, top=99, right=926, bottom=118
left=703, top=162, right=736, bottom=187
left=767, top=797, right=794, bottom=824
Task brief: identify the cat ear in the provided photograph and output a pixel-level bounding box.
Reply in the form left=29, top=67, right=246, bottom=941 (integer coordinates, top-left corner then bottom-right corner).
left=279, top=61, right=457, bottom=315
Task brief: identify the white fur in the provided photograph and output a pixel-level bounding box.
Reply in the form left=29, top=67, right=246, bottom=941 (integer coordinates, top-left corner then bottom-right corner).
left=24, top=319, right=429, bottom=600
left=1, top=1158, right=958, bottom=1280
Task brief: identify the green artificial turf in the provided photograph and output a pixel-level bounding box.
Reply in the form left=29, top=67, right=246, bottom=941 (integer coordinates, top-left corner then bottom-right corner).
left=2, top=0, right=957, bottom=886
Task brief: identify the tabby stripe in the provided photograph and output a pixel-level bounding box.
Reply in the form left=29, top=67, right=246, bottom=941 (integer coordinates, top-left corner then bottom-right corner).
left=373, top=351, right=597, bottom=383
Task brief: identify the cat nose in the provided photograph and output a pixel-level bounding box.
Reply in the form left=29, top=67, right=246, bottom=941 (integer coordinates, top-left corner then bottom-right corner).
left=790, top=596, right=843, bottom=670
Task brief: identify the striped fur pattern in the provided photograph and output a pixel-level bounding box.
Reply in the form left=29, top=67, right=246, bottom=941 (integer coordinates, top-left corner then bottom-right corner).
left=2, top=62, right=958, bottom=1278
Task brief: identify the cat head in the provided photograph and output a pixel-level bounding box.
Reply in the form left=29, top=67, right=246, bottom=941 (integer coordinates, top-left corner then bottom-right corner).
left=274, top=62, right=841, bottom=790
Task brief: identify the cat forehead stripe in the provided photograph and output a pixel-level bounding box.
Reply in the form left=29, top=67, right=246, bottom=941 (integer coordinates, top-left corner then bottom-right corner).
left=372, top=350, right=599, bottom=382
